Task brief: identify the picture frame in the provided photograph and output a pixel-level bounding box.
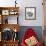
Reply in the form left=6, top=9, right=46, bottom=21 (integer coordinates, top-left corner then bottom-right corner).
left=25, top=7, right=36, bottom=20
left=2, top=10, right=9, bottom=15
left=9, top=10, right=18, bottom=15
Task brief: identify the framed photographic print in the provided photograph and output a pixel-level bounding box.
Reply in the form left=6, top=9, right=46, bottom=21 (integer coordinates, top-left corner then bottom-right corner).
left=2, top=10, right=9, bottom=15
left=25, top=7, right=36, bottom=20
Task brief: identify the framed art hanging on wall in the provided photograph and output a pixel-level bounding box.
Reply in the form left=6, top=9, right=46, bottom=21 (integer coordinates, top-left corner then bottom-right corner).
left=25, top=7, right=36, bottom=20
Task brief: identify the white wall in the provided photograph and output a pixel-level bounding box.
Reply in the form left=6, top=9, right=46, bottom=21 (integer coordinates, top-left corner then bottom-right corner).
left=18, top=0, right=44, bottom=26
left=0, top=0, right=44, bottom=26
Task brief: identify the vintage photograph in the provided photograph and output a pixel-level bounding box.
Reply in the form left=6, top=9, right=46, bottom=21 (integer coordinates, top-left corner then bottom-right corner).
left=25, top=7, right=36, bottom=20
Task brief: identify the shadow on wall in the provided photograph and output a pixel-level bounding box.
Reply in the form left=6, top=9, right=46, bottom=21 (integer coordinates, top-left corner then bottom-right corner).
left=18, top=26, right=43, bottom=44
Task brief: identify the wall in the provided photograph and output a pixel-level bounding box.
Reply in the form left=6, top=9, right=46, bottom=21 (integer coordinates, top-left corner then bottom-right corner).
left=18, top=0, right=44, bottom=26
left=0, top=0, right=44, bottom=26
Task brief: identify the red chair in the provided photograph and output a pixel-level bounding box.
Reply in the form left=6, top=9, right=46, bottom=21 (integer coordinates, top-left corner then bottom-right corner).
left=21, top=28, right=41, bottom=46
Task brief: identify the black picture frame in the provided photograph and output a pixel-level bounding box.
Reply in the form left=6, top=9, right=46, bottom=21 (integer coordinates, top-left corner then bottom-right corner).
left=25, top=7, right=36, bottom=20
